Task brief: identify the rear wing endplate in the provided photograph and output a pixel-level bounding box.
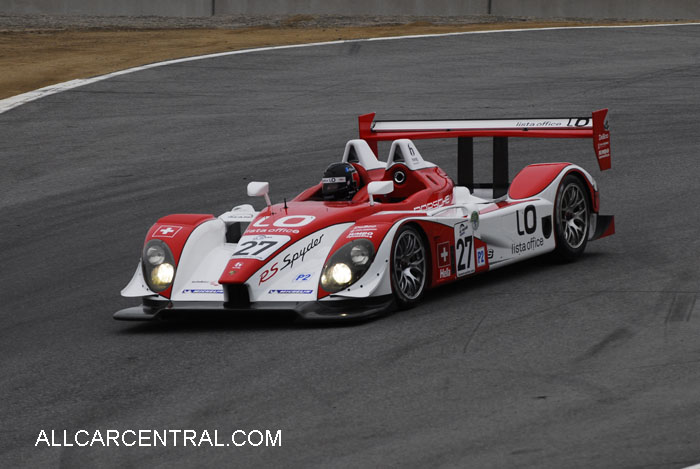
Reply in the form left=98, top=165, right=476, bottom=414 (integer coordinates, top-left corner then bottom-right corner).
left=358, top=109, right=611, bottom=197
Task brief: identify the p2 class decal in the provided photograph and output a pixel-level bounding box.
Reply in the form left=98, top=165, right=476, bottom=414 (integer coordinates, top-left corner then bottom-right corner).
left=231, top=234, right=290, bottom=260
left=473, top=238, right=490, bottom=272
left=476, top=247, right=486, bottom=268
left=454, top=221, right=475, bottom=277
left=293, top=273, right=313, bottom=282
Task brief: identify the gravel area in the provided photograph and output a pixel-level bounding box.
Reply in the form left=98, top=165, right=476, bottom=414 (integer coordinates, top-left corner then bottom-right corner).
left=0, top=13, right=615, bottom=32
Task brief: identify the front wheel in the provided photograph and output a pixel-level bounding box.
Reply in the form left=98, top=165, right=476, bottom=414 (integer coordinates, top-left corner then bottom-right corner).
left=553, top=174, right=590, bottom=261
left=390, top=225, right=428, bottom=308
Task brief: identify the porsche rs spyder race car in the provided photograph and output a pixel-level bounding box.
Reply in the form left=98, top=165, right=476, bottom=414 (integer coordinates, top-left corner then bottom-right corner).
left=115, top=109, right=614, bottom=321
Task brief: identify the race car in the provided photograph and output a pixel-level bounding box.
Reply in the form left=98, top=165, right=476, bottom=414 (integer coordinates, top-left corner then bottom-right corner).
left=115, top=109, right=614, bottom=321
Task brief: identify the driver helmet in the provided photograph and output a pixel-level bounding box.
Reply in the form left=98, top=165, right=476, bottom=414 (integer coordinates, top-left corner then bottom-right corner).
left=322, top=162, right=360, bottom=201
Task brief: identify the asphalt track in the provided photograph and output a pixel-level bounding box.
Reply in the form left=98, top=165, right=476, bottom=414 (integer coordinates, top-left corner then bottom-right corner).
left=2, top=25, right=700, bottom=468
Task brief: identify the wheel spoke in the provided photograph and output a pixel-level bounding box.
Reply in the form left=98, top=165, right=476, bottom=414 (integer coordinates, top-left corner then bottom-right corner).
left=393, top=230, right=426, bottom=301
left=558, top=183, right=589, bottom=249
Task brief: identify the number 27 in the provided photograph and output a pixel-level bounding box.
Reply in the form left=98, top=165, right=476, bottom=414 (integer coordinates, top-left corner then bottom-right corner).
left=456, top=236, right=472, bottom=272
left=234, top=240, right=277, bottom=256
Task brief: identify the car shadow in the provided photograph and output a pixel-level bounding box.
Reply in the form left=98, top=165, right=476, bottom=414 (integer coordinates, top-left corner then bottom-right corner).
left=116, top=309, right=377, bottom=334
left=423, top=250, right=608, bottom=302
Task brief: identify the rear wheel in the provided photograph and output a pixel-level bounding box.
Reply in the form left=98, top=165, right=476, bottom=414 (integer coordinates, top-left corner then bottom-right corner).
left=391, top=225, right=428, bottom=308
left=553, top=175, right=590, bottom=261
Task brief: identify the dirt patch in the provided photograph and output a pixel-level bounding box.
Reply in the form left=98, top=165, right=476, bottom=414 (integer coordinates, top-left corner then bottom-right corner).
left=0, top=15, right=675, bottom=100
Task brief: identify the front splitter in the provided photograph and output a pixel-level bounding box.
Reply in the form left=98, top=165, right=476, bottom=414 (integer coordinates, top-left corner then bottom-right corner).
left=113, top=295, right=395, bottom=322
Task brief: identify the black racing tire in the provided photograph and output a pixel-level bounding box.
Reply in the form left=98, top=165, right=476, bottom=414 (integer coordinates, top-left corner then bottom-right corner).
left=553, top=174, right=591, bottom=261
left=390, top=225, right=428, bottom=308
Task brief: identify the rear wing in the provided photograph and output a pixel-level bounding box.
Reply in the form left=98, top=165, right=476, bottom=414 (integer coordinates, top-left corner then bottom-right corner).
left=358, top=109, right=611, bottom=198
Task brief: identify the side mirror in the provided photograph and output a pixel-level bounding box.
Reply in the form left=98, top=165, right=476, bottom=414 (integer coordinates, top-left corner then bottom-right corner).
left=247, top=181, right=271, bottom=207
left=367, top=180, right=394, bottom=206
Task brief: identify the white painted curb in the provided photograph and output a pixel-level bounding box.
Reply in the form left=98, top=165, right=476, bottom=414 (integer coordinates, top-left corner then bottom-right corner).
left=1, top=22, right=699, bottom=115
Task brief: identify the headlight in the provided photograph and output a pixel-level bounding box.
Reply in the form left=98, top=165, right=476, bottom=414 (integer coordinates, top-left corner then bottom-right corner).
left=142, top=239, right=176, bottom=292
left=328, top=263, right=352, bottom=284
left=321, top=239, right=375, bottom=293
left=150, top=263, right=174, bottom=287
left=350, top=244, right=371, bottom=265
left=145, top=244, right=166, bottom=265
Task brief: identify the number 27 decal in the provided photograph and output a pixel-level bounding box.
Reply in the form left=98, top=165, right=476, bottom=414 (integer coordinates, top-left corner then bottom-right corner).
left=454, top=222, right=475, bottom=277
left=232, top=235, right=290, bottom=260
left=234, top=240, right=277, bottom=257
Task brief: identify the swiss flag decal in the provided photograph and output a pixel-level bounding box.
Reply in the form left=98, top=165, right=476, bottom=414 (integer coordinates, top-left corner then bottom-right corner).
left=152, top=225, right=183, bottom=238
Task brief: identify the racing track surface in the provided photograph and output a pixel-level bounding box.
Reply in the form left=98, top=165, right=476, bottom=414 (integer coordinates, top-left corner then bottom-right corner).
left=2, top=25, right=700, bottom=468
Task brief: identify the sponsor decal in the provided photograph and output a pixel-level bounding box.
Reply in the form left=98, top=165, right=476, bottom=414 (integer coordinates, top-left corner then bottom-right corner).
left=439, top=267, right=451, bottom=279
left=407, top=143, right=419, bottom=164
left=268, top=289, right=313, bottom=295
left=259, top=263, right=278, bottom=284
left=182, top=289, right=224, bottom=294
left=152, top=225, right=182, bottom=238
left=515, top=118, right=591, bottom=129
left=567, top=118, right=591, bottom=127
left=476, top=247, right=486, bottom=267
left=437, top=242, right=450, bottom=268
left=221, top=211, right=255, bottom=222
left=246, top=215, right=316, bottom=235
left=511, top=237, right=544, bottom=254
left=246, top=227, right=300, bottom=234
left=322, top=176, right=346, bottom=184
left=258, top=234, right=324, bottom=285
left=347, top=225, right=377, bottom=239
left=281, top=234, right=323, bottom=271
left=516, top=205, right=537, bottom=236
left=253, top=215, right=315, bottom=228
left=413, top=194, right=451, bottom=211
left=191, top=281, right=222, bottom=286
left=347, top=231, right=374, bottom=239
left=293, top=274, right=312, bottom=282
left=470, top=211, right=480, bottom=231
left=458, top=221, right=469, bottom=237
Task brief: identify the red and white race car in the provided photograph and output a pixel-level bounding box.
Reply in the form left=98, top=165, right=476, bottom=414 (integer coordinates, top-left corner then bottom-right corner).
left=115, top=110, right=614, bottom=321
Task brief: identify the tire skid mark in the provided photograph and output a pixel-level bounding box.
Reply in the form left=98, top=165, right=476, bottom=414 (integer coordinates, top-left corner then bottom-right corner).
left=575, top=327, right=634, bottom=363
left=665, top=292, right=697, bottom=323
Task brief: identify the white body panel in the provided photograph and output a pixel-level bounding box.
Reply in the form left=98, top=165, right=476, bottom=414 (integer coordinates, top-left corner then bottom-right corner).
left=247, top=224, right=352, bottom=302
left=373, top=118, right=592, bottom=132
left=171, top=219, right=231, bottom=302
left=121, top=263, right=152, bottom=297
